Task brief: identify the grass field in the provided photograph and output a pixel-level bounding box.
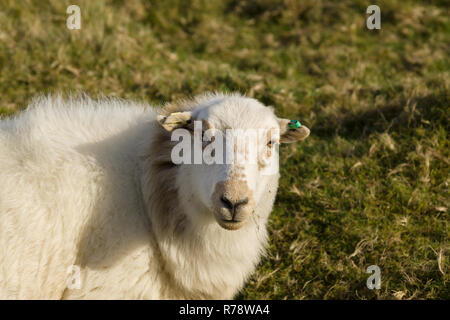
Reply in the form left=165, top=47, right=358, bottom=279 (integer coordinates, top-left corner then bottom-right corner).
left=0, top=0, right=448, bottom=299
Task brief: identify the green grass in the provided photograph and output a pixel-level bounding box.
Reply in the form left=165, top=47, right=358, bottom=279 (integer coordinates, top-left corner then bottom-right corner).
left=0, top=0, right=448, bottom=299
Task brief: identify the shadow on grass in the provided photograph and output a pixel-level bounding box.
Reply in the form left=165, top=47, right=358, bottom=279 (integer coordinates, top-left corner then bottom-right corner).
left=313, top=92, right=448, bottom=139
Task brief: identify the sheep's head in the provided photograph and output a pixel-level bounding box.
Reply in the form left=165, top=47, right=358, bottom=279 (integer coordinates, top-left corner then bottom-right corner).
left=157, top=94, right=310, bottom=231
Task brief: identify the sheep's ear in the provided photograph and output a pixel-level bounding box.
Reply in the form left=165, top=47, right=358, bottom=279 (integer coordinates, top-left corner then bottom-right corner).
left=157, top=111, right=192, bottom=132
left=278, top=118, right=310, bottom=143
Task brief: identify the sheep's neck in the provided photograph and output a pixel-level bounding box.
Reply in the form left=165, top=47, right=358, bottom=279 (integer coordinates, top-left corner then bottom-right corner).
left=151, top=195, right=269, bottom=299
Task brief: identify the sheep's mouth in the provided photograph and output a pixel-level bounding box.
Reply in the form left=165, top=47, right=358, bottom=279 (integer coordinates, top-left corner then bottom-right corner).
left=218, top=219, right=246, bottom=231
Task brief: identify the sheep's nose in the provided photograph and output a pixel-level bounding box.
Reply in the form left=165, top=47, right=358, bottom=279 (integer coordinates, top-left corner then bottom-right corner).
left=220, top=195, right=249, bottom=217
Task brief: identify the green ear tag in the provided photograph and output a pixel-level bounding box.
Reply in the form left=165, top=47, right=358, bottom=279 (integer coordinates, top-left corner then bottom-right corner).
left=288, top=120, right=301, bottom=129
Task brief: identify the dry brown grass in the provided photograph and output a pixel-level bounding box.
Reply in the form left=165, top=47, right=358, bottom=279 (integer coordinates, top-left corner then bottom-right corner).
left=0, top=0, right=448, bottom=299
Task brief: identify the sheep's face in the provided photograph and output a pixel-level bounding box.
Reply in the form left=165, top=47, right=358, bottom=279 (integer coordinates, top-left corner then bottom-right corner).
left=157, top=95, right=310, bottom=230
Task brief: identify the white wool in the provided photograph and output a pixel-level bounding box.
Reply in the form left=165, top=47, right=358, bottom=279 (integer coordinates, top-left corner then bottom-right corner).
left=0, top=93, right=280, bottom=299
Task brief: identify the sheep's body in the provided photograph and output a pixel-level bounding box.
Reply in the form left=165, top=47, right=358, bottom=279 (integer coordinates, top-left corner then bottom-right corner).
left=0, top=95, right=277, bottom=299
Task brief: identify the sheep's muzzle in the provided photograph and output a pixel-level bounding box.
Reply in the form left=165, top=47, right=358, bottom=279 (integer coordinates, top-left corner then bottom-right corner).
left=211, top=179, right=255, bottom=230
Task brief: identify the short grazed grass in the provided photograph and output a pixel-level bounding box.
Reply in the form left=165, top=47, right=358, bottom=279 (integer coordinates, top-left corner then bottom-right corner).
left=0, top=0, right=448, bottom=299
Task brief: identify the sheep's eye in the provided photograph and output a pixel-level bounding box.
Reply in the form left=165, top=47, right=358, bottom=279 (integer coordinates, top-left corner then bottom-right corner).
left=267, top=140, right=276, bottom=148
left=202, top=131, right=214, bottom=140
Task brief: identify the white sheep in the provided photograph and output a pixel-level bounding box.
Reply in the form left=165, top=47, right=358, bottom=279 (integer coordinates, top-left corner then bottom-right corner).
left=0, top=93, right=310, bottom=299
